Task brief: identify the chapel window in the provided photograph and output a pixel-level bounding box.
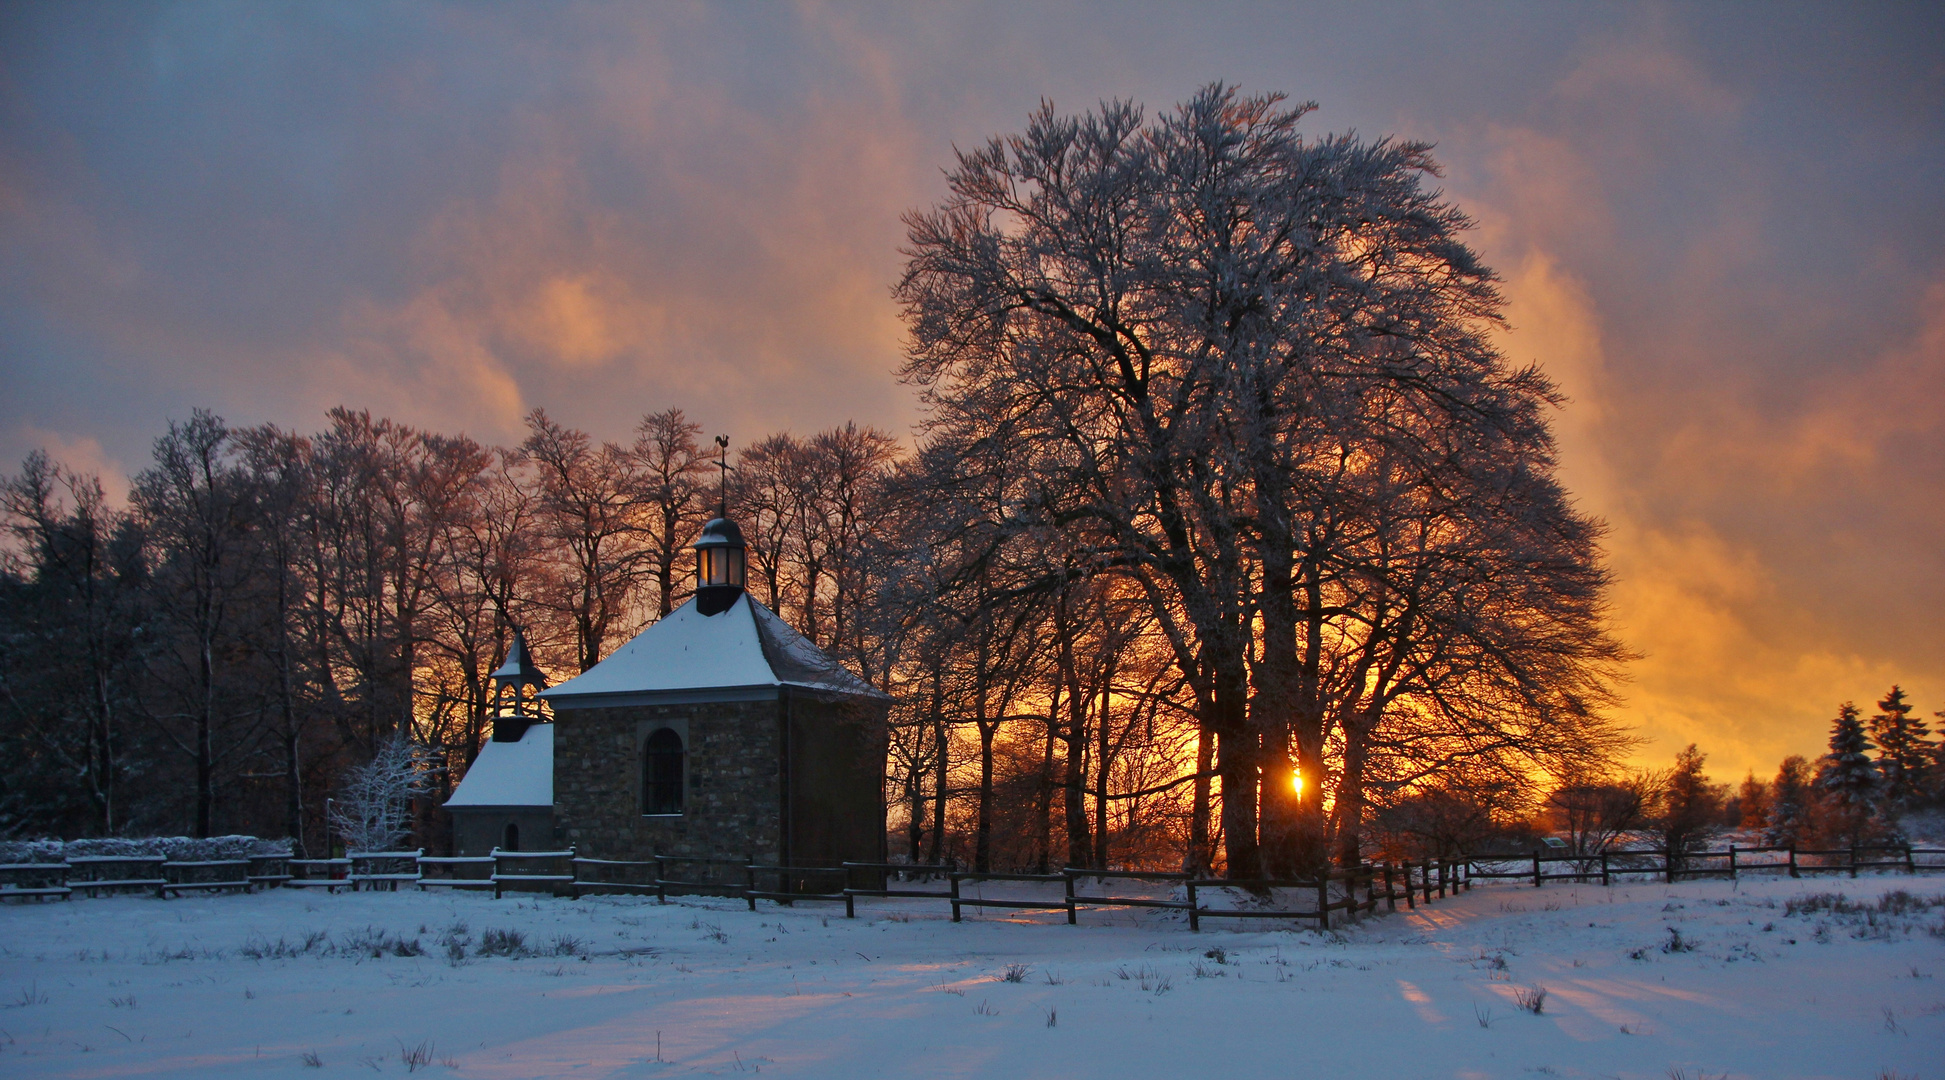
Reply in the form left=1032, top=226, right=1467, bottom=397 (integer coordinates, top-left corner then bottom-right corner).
left=643, top=728, right=685, bottom=815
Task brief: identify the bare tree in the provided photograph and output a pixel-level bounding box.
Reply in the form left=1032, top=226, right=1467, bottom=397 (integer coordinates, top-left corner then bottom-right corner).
left=896, top=85, right=1625, bottom=877
left=1, top=452, right=146, bottom=835
left=632, top=409, right=710, bottom=618
left=521, top=409, right=648, bottom=672
left=134, top=410, right=262, bottom=837
left=327, top=731, right=429, bottom=853
left=1545, top=774, right=1649, bottom=857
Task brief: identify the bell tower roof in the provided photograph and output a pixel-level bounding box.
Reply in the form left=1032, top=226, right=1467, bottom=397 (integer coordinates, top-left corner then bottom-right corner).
left=693, top=516, right=745, bottom=550
left=490, top=626, right=547, bottom=689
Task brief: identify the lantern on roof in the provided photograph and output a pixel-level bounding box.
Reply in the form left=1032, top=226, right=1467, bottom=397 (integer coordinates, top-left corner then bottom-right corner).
left=489, top=626, right=548, bottom=742
left=694, top=434, right=747, bottom=616
left=693, top=517, right=746, bottom=615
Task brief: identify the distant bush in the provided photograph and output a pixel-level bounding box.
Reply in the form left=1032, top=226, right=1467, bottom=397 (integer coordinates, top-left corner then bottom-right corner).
left=0, top=835, right=291, bottom=863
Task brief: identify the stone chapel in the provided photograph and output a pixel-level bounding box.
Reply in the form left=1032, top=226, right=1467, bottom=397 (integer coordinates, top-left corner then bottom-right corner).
left=445, top=508, right=891, bottom=869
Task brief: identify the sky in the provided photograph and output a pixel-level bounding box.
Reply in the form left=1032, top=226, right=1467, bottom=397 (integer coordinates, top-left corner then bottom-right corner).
left=2, top=1, right=1940, bottom=781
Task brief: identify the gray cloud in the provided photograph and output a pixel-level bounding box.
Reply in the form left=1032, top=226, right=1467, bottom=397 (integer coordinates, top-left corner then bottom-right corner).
left=2, top=1, right=1939, bottom=776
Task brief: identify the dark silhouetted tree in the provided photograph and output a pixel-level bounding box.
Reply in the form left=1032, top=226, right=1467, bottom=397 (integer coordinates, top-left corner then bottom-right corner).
left=1650, top=744, right=1722, bottom=868
left=1763, top=755, right=1814, bottom=847
left=1869, top=686, right=1933, bottom=809
left=1816, top=702, right=1889, bottom=847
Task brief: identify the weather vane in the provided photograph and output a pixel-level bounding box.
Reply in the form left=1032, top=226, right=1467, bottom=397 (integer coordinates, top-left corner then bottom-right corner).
left=714, top=434, right=731, bottom=518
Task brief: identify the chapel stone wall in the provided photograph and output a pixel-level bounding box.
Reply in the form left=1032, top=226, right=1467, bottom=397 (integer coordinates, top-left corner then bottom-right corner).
left=784, top=690, right=889, bottom=868
left=551, top=699, right=782, bottom=864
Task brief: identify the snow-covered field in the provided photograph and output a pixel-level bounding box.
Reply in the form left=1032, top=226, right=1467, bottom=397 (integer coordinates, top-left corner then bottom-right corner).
left=2, top=875, right=1941, bottom=1079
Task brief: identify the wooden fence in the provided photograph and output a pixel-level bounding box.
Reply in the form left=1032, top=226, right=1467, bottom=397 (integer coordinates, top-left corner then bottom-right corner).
left=1466, top=844, right=1945, bottom=886
left=0, top=846, right=1468, bottom=930
left=1, top=854, right=292, bottom=900
left=576, top=856, right=1474, bottom=931
left=11, top=843, right=1939, bottom=933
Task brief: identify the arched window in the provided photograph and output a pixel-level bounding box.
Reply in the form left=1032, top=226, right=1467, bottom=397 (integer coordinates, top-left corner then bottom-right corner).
left=502, top=822, right=520, bottom=852
left=643, top=728, right=685, bottom=815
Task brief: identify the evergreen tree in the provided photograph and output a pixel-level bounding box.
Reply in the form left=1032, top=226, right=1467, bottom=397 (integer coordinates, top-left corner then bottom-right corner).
left=1763, top=755, right=1813, bottom=847
left=1815, top=702, right=1889, bottom=847
left=1736, top=771, right=1769, bottom=830
left=1653, top=744, right=1723, bottom=868
left=1868, top=686, right=1933, bottom=807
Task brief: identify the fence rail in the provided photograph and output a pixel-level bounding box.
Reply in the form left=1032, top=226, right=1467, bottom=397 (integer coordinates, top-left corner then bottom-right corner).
left=1464, top=844, right=1945, bottom=886
left=9, top=842, right=1941, bottom=936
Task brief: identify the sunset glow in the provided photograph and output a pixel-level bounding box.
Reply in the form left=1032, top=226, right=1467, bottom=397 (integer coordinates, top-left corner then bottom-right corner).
left=0, top=7, right=1938, bottom=781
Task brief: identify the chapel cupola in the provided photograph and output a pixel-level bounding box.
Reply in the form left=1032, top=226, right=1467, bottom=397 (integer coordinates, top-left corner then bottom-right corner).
left=694, top=434, right=746, bottom=616
left=489, top=626, right=549, bottom=742
left=693, top=516, right=746, bottom=616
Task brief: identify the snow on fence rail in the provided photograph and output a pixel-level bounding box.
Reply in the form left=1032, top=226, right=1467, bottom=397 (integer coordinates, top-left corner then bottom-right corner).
left=9, top=843, right=1942, bottom=931
left=0, top=844, right=1470, bottom=930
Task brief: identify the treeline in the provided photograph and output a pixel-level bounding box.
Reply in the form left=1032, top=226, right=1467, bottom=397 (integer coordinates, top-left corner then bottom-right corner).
left=1521, top=688, right=1944, bottom=865
left=0, top=407, right=900, bottom=854
left=1736, top=688, right=1941, bottom=846
left=3, top=86, right=1636, bottom=873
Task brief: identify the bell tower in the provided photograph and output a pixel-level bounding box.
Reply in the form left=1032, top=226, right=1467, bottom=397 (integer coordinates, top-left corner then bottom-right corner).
left=693, top=435, right=747, bottom=616
left=489, top=626, right=549, bottom=742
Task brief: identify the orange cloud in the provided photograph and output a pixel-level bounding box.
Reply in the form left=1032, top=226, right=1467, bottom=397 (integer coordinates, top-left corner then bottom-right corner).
left=1461, top=31, right=1944, bottom=779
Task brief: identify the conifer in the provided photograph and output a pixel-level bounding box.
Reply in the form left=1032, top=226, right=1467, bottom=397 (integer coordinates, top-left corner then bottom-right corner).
left=1763, top=755, right=1813, bottom=847
left=1869, top=686, right=1934, bottom=807
left=1816, top=702, right=1890, bottom=846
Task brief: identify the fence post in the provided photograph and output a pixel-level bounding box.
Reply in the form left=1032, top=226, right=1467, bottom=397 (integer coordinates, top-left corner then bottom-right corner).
left=746, top=862, right=757, bottom=911
left=1317, top=877, right=1330, bottom=931
left=1187, top=878, right=1199, bottom=932
left=1728, top=845, right=1737, bottom=880
left=1850, top=845, right=1860, bottom=879
left=1788, top=845, right=1799, bottom=879
left=949, top=873, right=962, bottom=923
left=1664, top=844, right=1675, bottom=885
left=1532, top=851, right=1541, bottom=889
left=1907, top=845, right=1917, bottom=875
left=1600, top=850, right=1610, bottom=888
left=1064, top=870, right=1077, bottom=925
left=1384, top=863, right=1396, bottom=912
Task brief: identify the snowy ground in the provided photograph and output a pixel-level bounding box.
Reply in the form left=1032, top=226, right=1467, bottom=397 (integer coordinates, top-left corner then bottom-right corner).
left=2, top=874, right=1941, bottom=1079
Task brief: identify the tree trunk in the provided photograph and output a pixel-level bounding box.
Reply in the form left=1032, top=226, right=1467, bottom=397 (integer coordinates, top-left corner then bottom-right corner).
left=1093, top=672, right=1112, bottom=869
left=1213, top=649, right=1258, bottom=879
left=196, top=610, right=216, bottom=838
left=1334, top=713, right=1368, bottom=867
left=1188, top=719, right=1213, bottom=875
left=1255, top=551, right=1301, bottom=876
left=1033, top=689, right=1057, bottom=873
left=926, top=710, right=948, bottom=866
left=975, top=720, right=996, bottom=873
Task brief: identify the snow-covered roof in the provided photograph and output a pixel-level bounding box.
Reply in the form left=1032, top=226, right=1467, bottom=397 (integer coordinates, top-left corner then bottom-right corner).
left=490, top=627, right=547, bottom=686
left=445, top=723, right=553, bottom=808
left=539, top=593, right=889, bottom=708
